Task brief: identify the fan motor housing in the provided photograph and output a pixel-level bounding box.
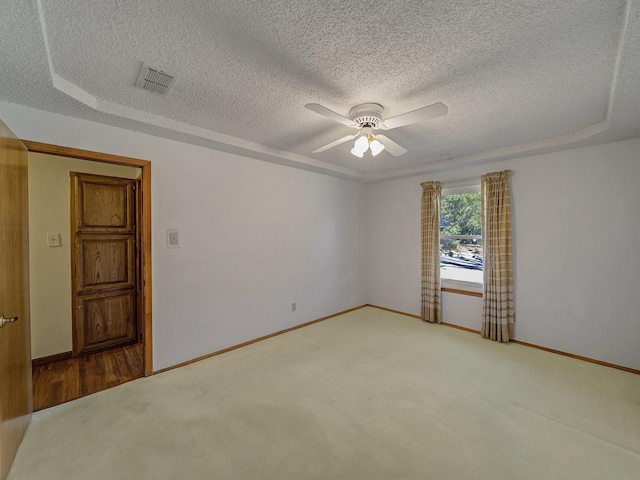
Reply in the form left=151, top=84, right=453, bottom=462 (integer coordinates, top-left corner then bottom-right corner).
left=349, top=103, right=384, bottom=128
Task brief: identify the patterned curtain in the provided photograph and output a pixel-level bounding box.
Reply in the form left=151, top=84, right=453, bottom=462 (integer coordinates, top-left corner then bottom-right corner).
left=421, top=181, right=442, bottom=323
left=481, top=170, right=514, bottom=341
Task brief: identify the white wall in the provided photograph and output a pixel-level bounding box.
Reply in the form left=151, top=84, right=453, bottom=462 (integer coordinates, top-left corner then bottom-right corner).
left=28, top=153, right=139, bottom=359
left=2, top=102, right=368, bottom=371
left=367, top=138, right=640, bottom=370
left=5, top=100, right=639, bottom=372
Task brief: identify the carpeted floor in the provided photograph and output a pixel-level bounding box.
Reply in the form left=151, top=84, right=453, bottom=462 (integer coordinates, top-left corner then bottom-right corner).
left=8, top=307, right=640, bottom=479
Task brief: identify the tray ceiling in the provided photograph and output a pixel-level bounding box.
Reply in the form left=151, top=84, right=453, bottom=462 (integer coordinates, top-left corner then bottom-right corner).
left=1, top=0, right=639, bottom=181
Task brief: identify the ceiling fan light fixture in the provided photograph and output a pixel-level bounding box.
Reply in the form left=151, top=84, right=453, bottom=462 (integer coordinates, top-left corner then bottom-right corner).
left=369, top=138, right=385, bottom=156
left=306, top=101, right=446, bottom=158
left=350, top=147, right=365, bottom=158
left=353, top=134, right=369, bottom=153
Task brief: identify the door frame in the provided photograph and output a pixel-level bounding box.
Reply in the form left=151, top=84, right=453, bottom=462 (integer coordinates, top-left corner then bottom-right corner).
left=22, top=140, right=153, bottom=377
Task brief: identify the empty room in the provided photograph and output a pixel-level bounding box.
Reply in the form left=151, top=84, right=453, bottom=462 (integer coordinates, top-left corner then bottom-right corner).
left=1, top=1, right=639, bottom=479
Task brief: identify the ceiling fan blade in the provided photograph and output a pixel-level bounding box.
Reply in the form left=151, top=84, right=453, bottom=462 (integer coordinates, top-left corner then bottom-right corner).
left=382, top=102, right=448, bottom=130
left=305, top=103, right=358, bottom=128
left=376, top=134, right=407, bottom=156
left=312, top=134, right=358, bottom=153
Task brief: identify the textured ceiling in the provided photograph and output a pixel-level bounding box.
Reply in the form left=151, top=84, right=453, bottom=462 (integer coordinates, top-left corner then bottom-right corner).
left=1, top=0, right=639, bottom=181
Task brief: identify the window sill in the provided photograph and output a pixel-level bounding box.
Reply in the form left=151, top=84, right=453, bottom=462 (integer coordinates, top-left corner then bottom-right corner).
left=441, top=286, right=483, bottom=298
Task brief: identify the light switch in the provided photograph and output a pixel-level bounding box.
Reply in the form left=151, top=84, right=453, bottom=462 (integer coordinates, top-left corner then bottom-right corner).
left=47, top=232, right=61, bottom=247
left=167, top=229, right=181, bottom=248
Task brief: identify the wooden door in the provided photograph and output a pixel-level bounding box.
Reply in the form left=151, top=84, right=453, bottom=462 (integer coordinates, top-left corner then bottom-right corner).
left=71, top=173, right=138, bottom=356
left=0, top=119, right=32, bottom=480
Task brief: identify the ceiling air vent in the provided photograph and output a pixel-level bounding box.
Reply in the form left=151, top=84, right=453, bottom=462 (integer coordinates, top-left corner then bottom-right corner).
left=135, top=63, right=176, bottom=95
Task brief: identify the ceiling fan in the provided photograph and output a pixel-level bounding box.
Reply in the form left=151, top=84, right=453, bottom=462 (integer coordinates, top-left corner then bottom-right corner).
left=305, top=102, right=448, bottom=157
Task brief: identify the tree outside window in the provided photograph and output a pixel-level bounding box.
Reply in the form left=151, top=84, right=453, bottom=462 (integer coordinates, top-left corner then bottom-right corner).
left=440, top=191, right=483, bottom=287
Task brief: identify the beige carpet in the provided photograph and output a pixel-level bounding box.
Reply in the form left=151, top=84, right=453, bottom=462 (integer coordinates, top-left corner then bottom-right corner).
left=8, top=307, right=640, bottom=479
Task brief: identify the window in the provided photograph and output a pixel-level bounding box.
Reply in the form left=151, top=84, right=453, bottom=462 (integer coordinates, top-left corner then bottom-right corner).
left=440, top=186, right=483, bottom=292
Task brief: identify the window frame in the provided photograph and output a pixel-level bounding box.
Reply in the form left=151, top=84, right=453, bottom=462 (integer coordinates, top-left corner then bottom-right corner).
left=440, top=184, right=483, bottom=294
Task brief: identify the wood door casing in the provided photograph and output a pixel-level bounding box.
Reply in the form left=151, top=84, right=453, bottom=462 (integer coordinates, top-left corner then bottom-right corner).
left=23, top=140, right=153, bottom=377
left=71, top=173, right=138, bottom=356
left=0, top=119, right=32, bottom=480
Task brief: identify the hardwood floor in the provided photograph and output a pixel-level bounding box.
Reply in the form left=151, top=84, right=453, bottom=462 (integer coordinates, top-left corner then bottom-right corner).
left=32, top=343, right=144, bottom=411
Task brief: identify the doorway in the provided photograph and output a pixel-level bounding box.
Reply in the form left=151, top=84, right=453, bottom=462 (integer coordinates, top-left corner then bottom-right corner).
left=23, top=141, right=152, bottom=410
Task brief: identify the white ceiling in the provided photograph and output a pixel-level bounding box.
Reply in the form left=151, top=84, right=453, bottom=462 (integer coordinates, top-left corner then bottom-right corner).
left=1, top=0, right=639, bottom=182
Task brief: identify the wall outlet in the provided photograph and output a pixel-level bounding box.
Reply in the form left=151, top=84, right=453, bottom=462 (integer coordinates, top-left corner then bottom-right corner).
left=291, top=303, right=296, bottom=312
left=47, top=232, right=61, bottom=247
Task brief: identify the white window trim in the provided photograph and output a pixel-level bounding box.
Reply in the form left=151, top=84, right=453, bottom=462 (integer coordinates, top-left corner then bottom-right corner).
left=440, top=277, right=484, bottom=293
left=440, top=184, right=483, bottom=294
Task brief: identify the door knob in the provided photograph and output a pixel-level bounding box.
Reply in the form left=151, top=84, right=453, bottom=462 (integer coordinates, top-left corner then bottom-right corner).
left=0, top=315, right=19, bottom=327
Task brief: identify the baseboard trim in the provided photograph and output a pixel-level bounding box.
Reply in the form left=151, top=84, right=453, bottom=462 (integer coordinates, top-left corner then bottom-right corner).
left=154, top=305, right=368, bottom=375
left=367, top=304, right=421, bottom=319
left=366, top=304, right=640, bottom=375
left=32, top=351, right=72, bottom=367
left=510, top=340, right=640, bottom=375
left=366, top=304, right=482, bottom=334
left=442, top=323, right=481, bottom=335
